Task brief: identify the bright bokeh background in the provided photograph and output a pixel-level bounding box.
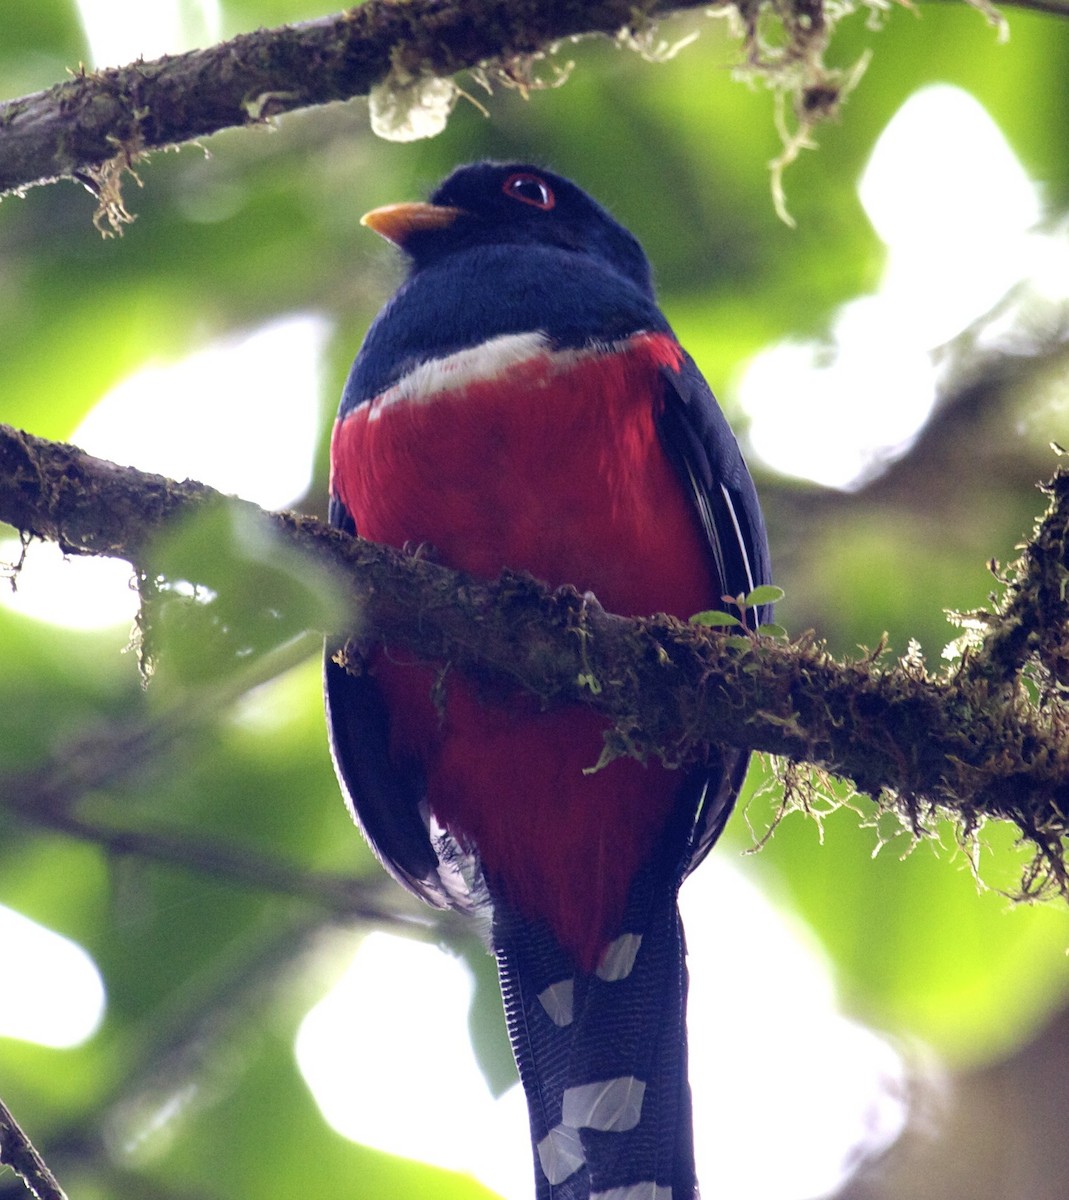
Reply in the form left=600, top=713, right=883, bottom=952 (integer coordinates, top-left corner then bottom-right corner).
left=1, top=2, right=1068, bottom=1199
left=295, top=864, right=909, bottom=1200
left=739, top=83, right=1047, bottom=489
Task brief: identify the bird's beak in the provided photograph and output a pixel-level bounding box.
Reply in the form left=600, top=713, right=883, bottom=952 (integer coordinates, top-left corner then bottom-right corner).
left=360, top=202, right=465, bottom=247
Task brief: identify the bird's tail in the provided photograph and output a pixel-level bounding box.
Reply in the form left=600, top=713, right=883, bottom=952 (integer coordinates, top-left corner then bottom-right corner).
left=495, top=858, right=697, bottom=1200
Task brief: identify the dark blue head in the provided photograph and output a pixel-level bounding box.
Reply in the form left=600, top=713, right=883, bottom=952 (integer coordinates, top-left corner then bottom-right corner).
left=364, top=162, right=655, bottom=301
left=347, top=163, right=669, bottom=404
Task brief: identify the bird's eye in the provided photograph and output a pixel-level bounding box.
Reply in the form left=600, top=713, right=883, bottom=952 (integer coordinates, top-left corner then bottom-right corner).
left=502, top=173, right=555, bottom=211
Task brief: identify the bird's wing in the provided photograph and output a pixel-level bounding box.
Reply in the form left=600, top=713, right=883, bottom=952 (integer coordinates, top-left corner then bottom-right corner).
left=324, top=494, right=470, bottom=911
left=656, top=351, right=773, bottom=874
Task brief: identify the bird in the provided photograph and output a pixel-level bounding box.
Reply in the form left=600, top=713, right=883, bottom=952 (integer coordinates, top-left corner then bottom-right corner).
left=324, top=162, right=771, bottom=1200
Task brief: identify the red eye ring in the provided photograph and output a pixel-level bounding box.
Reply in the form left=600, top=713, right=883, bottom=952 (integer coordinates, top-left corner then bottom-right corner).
left=502, top=172, right=555, bottom=211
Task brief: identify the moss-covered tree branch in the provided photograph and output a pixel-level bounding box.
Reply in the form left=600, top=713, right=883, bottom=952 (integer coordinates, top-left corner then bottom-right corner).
left=0, top=0, right=713, bottom=201
left=2, top=421, right=1068, bottom=893
left=2, top=0, right=1058, bottom=224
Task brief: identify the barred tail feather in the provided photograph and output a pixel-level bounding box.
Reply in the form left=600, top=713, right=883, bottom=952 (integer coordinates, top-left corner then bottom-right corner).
left=495, top=859, right=698, bottom=1200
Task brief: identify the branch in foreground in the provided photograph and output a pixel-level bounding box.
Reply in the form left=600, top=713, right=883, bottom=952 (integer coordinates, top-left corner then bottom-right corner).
left=2, top=421, right=1068, bottom=890
left=0, top=0, right=711, bottom=200
left=0, top=1093, right=68, bottom=1200
left=0, top=0, right=1039, bottom=225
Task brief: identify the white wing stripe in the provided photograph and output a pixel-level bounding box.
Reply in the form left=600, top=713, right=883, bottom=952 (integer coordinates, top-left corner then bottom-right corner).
left=719, top=483, right=757, bottom=595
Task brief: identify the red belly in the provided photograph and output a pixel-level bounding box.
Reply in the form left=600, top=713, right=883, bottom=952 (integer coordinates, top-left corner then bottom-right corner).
left=331, top=333, right=717, bottom=969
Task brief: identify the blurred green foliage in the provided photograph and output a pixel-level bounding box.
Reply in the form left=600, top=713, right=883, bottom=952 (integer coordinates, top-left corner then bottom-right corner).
left=142, top=500, right=347, bottom=686
left=1, top=2, right=1069, bottom=1198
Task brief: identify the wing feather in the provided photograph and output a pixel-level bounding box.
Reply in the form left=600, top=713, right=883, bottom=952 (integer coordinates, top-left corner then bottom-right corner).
left=324, top=494, right=469, bottom=909
left=656, top=353, right=773, bottom=874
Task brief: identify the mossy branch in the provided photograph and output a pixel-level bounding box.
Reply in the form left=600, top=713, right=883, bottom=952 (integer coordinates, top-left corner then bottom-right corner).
left=2, top=0, right=1062, bottom=227
left=0, top=0, right=712, bottom=201
left=2, top=421, right=1068, bottom=893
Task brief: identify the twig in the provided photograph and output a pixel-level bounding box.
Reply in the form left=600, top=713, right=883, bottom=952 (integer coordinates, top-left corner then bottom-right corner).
left=0, top=1095, right=68, bottom=1200
left=6, top=791, right=426, bottom=928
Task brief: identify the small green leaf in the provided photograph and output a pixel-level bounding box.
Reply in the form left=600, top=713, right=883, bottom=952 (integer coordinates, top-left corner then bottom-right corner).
left=744, top=584, right=785, bottom=608
left=691, top=610, right=743, bottom=628
left=725, top=635, right=754, bottom=652
left=576, top=671, right=602, bottom=694
left=757, top=622, right=788, bottom=639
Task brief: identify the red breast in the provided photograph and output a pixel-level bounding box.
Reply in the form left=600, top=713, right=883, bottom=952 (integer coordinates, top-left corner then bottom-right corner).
left=331, top=330, right=717, bottom=970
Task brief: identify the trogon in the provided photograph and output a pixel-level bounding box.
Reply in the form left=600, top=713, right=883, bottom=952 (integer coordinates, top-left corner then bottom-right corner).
left=325, top=162, right=772, bottom=1200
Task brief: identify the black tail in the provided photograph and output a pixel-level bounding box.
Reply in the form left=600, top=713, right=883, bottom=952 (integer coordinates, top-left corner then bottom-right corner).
left=494, top=858, right=697, bottom=1200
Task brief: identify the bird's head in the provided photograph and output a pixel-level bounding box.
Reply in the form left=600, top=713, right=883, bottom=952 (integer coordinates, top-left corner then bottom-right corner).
left=361, top=162, right=654, bottom=299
